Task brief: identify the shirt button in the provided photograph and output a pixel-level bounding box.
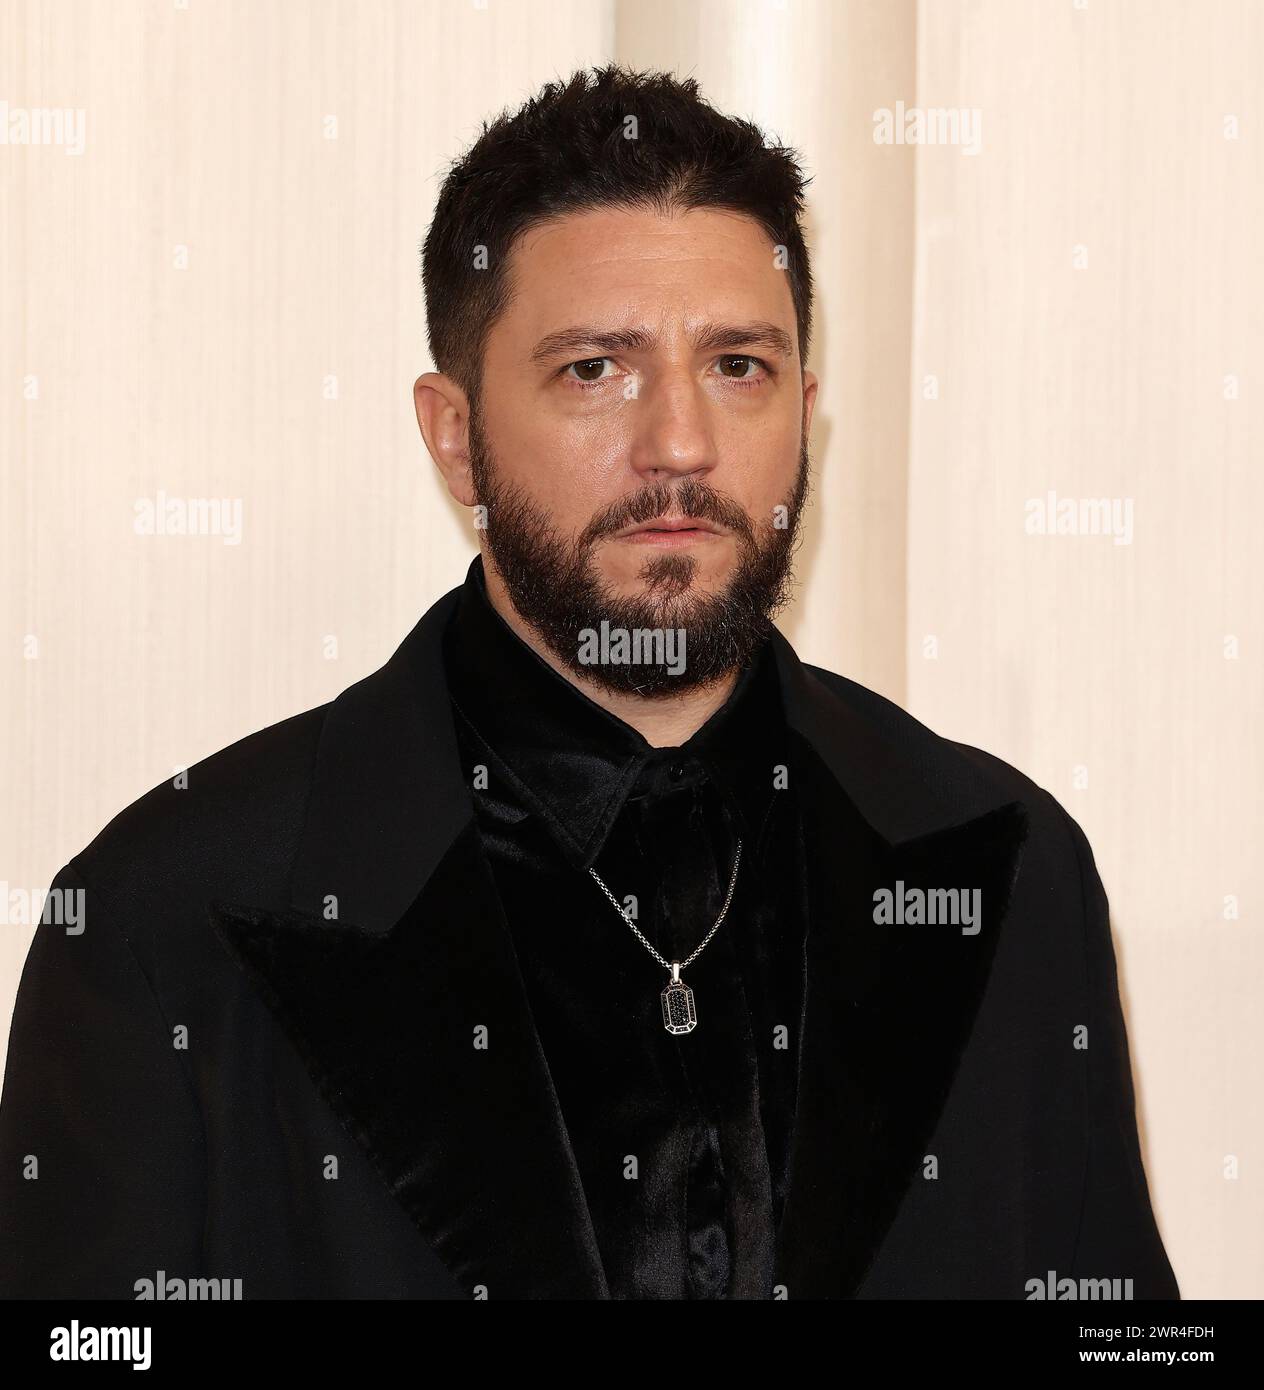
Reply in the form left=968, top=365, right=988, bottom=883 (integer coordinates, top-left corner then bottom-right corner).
left=669, top=761, right=685, bottom=780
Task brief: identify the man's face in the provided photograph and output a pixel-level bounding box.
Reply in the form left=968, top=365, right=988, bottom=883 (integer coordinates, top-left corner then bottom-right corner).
left=467, top=204, right=817, bottom=693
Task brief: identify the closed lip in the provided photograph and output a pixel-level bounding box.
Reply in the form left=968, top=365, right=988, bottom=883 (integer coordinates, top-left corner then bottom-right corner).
left=616, top=515, right=724, bottom=538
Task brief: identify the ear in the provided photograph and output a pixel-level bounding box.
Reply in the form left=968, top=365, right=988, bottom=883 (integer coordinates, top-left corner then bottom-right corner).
left=414, top=372, right=476, bottom=508
left=801, top=368, right=819, bottom=440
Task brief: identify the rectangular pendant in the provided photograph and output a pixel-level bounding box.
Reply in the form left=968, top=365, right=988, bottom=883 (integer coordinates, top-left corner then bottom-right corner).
left=661, top=978, right=697, bottom=1034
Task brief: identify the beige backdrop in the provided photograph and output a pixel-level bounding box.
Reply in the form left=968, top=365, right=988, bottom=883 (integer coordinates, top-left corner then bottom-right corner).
left=2, top=0, right=1258, bottom=1298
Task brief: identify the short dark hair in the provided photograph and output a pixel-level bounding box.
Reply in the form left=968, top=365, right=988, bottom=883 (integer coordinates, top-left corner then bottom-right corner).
left=420, top=63, right=814, bottom=414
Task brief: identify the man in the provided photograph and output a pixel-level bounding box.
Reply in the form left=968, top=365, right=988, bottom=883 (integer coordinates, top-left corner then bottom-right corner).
left=0, top=65, right=1177, bottom=1300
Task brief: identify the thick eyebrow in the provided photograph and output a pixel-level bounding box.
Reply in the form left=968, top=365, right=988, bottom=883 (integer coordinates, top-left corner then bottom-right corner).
left=528, top=321, right=795, bottom=367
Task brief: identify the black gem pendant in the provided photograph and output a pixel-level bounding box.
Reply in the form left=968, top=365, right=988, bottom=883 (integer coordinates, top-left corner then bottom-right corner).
left=661, top=975, right=697, bottom=1034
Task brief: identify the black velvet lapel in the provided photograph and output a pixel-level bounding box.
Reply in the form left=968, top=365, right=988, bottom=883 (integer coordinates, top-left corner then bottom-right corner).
left=208, top=573, right=1030, bottom=1300
left=772, top=746, right=1027, bottom=1297
left=210, top=818, right=607, bottom=1299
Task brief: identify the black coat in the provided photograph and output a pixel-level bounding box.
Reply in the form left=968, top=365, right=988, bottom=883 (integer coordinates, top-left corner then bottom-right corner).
left=0, top=579, right=1180, bottom=1299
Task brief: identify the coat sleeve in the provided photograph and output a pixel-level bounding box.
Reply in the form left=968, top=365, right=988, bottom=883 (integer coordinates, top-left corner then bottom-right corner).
left=1054, top=803, right=1181, bottom=1299
left=0, top=860, right=205, bottom=1298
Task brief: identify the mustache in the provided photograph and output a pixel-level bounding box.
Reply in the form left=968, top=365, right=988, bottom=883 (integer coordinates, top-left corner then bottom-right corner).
left=577, top=477, right=755, bottom=548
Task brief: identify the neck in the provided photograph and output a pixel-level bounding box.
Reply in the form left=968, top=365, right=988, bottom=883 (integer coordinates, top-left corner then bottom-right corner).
left=480, top=558, right=739, bottom=748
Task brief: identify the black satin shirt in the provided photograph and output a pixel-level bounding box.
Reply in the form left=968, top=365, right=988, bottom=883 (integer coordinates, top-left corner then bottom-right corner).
left=442, top=556, right=808, bottom=1299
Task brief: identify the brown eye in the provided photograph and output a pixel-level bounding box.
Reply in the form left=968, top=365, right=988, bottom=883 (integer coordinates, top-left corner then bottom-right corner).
left=714, top=355, right=769, bottom=391
left=566, top=358, right=611, bottom=383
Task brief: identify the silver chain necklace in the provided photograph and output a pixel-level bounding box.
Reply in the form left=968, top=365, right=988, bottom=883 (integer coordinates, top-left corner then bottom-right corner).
left=587, top=839, right=743, bottom=1035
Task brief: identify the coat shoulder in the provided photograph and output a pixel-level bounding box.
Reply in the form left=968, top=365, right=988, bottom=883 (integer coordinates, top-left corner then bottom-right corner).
left=799, top=661, right=1084, bottom=859
left=68, top=701, right=332, bottom=916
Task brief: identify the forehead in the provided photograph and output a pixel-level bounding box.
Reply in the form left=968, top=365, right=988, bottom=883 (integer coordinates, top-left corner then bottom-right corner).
left=491, top=204, right=795, bottom=354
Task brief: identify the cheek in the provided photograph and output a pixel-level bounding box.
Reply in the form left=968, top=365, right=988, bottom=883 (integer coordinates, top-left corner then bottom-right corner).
left=496, top=415, right=628, bottom=516
left=714, top=442, right=801, bottom=524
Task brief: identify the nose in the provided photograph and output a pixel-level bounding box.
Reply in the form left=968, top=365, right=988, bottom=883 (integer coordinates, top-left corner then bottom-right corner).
left=626, top=369, right=719, bottom=484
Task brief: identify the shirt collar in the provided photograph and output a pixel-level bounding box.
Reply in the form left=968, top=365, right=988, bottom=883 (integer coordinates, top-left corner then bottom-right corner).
left=441, top=555, right=787, bottom=871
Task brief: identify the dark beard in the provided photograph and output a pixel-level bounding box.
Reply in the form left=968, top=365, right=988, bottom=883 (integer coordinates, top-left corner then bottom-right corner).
left=467, top=414, right=811, bottom=697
